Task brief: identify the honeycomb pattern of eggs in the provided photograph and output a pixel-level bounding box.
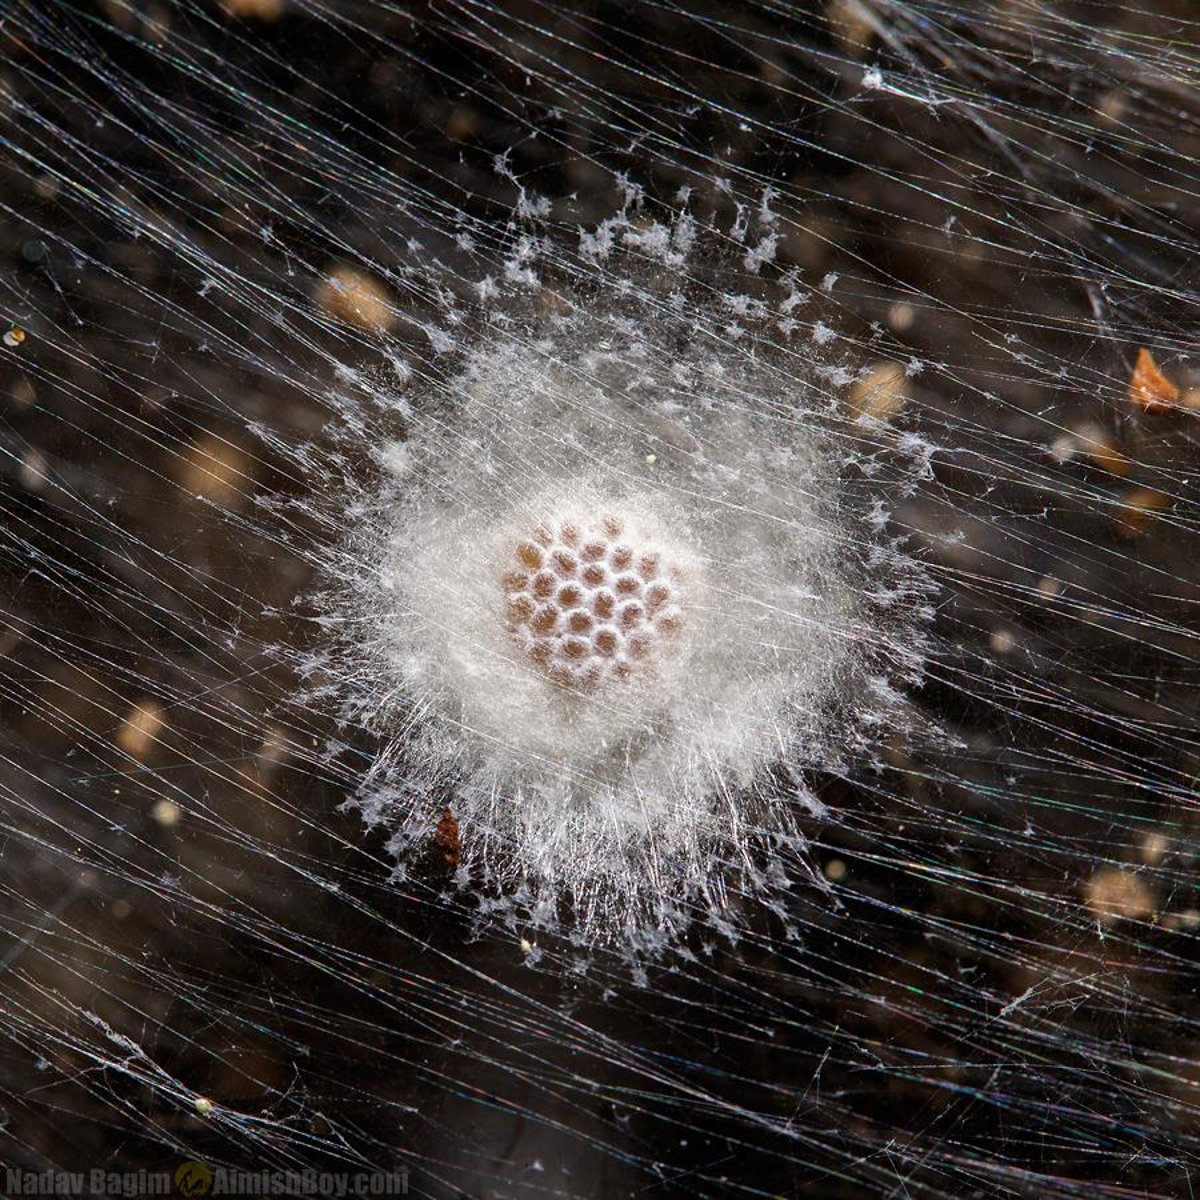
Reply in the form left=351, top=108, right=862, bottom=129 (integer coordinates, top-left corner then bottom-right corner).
left=501, top=515, right=685, bottom=689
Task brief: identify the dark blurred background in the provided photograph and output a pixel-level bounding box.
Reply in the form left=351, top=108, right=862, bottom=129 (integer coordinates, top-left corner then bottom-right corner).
left=2, top=1, right=1200, bottom=1196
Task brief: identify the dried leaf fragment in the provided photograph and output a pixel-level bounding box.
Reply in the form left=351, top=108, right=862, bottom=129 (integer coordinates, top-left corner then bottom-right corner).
left=1129, top=347, right=1179, bottom=413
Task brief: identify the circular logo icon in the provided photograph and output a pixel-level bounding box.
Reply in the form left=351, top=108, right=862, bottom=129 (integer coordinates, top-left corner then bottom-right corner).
left=174, top=1161, right=213, bottom=1197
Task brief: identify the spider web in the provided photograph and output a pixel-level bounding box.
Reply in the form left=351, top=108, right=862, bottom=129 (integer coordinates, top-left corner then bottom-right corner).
left=1, top=1, right=1199, bottom=1197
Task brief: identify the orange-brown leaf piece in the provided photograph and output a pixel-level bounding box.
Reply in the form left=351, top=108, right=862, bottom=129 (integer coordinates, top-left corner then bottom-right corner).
left=1129, top=347, right=1180, bottom=413
left=434, top=808, right=460, bottom=869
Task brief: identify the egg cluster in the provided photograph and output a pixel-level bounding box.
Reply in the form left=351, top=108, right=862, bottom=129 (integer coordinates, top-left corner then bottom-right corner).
left=501, top=515, right=685, bottom=689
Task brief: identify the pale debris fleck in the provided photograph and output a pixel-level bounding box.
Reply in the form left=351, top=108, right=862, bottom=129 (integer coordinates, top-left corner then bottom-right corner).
left=1083, top=866, right=1155, bottom=924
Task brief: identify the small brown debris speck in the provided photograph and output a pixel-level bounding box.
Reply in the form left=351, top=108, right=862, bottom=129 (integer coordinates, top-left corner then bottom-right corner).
left=1129, top=347, right=1180, bottom=413
left=887, top=302, right=915, bottom=333
left=144, top=5, right=171, bottom=43
left=11, top=376, right=35, bottom=407
left=117, top=700, right=166, bottom=760
left=989, top=629, right=1016, bottom=654
left=1115, top=486, right=1168, bottom=539
left=848, top=361, right=908, bottom=420
left=180, top=434, right=252, bottom=508
left=1048, top=434, right=1077, bottom=464
left=1095, top=90, right=1128, bottom=126
left=1075, top=427, right=1129, bottom=476
left=1139, top=831, right=1169, bottom=866
left=434, top=808, right=460, bottom=869
left=317, top=266, right=395, bottom=333
left=1083, top=866, right=1155, bottom=924
left=18, top=448, right=49, bottom=492
left=223, top=0, right=285, bottom=19
left=99, top=0, right=137, bottom=29
left=446, top=105, right=481, bottom=141
left=537, top=288, right=573, bottom=317
left=1161, top=909, right=1200, bottom=932
left=827, top=0, right=875, bottom=56
left=151, top=799, right=181, bottom=828
left=0, top=621, right=25, bottom=658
